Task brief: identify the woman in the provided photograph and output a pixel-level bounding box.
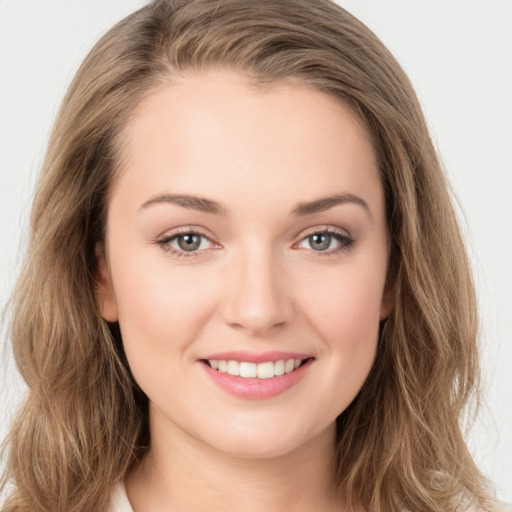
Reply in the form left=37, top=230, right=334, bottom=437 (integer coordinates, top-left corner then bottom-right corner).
left=0, top=1, right=505, bottom=511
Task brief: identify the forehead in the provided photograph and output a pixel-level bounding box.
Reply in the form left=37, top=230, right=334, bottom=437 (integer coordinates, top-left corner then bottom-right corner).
left=113, top=70, right=382, bottom=218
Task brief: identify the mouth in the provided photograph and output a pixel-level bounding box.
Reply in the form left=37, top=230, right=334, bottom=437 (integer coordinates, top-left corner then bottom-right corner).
left=202, top=357, right=313, bottom=379
left=199, top=351, right=314, bottom=399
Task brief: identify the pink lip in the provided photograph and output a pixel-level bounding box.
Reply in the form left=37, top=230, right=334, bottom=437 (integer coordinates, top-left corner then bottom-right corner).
left=201, top=350, right=311, bottom=364
left=199, top=356, right=314, bottom=400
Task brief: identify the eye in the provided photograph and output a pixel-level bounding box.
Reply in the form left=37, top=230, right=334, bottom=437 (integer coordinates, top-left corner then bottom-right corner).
left=305, top=233, right=334, bottom=251
left=173, top=233, right=207, bottom=252
left=156, top=229, right=217, bottom=258
left=296, top=228, right=355, bottom=254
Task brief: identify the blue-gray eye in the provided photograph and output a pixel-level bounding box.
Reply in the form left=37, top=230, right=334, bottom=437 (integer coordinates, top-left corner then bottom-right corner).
left=308, top=233, right=332, bottom=251
left=177, top=234, right=202, bottom=251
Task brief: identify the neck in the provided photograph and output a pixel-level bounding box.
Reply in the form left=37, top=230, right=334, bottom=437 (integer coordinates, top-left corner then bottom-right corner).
left=125, top=412, right=341, bottom=512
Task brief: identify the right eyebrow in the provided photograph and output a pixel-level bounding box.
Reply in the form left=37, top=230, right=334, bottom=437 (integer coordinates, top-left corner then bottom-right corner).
left=139, top=194, right=228, bottom=215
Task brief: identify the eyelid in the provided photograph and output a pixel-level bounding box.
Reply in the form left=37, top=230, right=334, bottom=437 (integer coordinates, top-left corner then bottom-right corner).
left=297, top=225, right=352, bottom=240
left=293, top=225, right=356, bottom=255
left=154, top=224, right=215, bottom=240
left=154, top=226, right=221, bottom=258
left=154, top=224, right=355, bottom=259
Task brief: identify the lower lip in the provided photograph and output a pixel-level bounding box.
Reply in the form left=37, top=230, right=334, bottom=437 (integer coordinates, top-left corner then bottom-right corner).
left=200, top=359, right=313, bottom=400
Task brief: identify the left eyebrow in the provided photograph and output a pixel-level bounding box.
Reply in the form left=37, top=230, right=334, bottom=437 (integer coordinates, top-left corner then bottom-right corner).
left=291, top=193, right=372, bottom=218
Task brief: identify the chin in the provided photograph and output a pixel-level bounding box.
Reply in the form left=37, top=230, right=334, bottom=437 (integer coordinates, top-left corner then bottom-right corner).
left=197, top=417, right=335, bottom=461
left=209, top=435, right=304, bottom=460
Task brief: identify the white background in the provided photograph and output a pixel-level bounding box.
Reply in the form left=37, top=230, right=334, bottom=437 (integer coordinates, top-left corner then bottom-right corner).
left=1, top=0, right=511, bottom=503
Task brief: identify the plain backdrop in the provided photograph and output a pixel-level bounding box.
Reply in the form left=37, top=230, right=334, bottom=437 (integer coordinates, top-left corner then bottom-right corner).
left=1, top=0, right=511, bottom=503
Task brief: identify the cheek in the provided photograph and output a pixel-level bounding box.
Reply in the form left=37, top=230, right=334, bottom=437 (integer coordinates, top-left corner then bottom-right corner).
left=109, top=248, right=219, bottom=369
left=297, top=259, right=385, bottom=393
left=301, top=263, right=385, bottom=341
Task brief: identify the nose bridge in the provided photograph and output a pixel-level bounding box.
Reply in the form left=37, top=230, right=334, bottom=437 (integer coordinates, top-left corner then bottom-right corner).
left=222, top=239, right=292, bottom=335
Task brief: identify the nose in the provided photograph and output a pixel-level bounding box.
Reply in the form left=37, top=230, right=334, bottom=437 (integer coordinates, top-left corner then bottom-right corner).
left=221, top=246, right=294, bottom=336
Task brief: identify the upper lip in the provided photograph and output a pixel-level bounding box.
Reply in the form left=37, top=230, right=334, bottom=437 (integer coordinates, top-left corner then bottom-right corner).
left=201, top=351, right=313, bottom=364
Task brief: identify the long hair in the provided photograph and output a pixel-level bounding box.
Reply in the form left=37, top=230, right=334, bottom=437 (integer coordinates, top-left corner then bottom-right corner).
left=1, top=1, right=499, bottom=510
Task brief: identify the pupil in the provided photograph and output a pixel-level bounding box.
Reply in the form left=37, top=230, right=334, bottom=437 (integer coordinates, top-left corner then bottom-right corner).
left=178, top=234, right=201, bottom=251
left=310, top=233, right=331, bottom=251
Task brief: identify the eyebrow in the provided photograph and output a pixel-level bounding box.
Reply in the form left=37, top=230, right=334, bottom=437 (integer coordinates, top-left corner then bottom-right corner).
left=292, top=193, right=372, bottom=218
left=139, top=192, right=371, bottom=218
left=140, top=194, right=228, bottom=215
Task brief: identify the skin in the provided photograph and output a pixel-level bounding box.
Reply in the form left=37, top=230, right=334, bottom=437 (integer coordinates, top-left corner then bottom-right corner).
left=97, top=71, right=392, bottom=512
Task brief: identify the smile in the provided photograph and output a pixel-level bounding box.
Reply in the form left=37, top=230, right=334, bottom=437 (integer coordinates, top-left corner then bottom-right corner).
left=207, top=359, right=303, bottom=379
left=200, top=352, right=314, bottom=399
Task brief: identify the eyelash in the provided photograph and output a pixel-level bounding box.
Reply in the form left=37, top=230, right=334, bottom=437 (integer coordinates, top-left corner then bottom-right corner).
left=155, top=227, right=213, bottom=259
left=155, top=226, right=355, bottom=259
left=295, top=227, right=356, bottom=257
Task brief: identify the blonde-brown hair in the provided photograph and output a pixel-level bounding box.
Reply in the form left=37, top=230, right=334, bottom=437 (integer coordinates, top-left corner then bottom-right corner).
left=1, top=1, right=500, bottom=510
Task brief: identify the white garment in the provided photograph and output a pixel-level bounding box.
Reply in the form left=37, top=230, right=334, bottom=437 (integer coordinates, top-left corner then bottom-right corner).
left=108, top=482, right=134, bottom=512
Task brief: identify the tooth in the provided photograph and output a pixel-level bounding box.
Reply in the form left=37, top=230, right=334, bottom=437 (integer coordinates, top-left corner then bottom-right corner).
left=284, top=359, right=295, bottom=373
left=239, top=362, right=257, bottom=378
left=274, top=360, right=285, bottom=376
left=210, top=358, right=303, bottom=378
left=227, top=360, right=240, bottom=376
left=257, top=361, right=275, bottom=379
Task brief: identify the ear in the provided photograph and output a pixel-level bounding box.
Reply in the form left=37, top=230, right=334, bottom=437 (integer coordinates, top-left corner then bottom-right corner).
left=95, top=243, right=119, bottom=322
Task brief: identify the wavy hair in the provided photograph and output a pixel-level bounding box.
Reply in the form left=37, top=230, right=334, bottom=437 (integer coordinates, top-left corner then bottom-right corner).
left=1, top=1, right=500, bottom=510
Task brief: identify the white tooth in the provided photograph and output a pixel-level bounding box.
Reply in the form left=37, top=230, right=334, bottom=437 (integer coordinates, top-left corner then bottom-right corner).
left=227, top=360, right=240, bottom=376
left=294, top=359, right=301, bottom=369
left=284, top=359, right=295, bottom=373
left=257, top=361, right=275, bottom=379
left=209, top=359, right=219, bottom=370
left=239, top=362, right=257, bottom=378
left=274, top=360, right=285, bottom=376
left=218, top=360, right=227, bottom=373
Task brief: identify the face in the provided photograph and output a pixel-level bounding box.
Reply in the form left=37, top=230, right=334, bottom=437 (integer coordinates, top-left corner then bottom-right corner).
left=97, top=71, right=392, bottom=460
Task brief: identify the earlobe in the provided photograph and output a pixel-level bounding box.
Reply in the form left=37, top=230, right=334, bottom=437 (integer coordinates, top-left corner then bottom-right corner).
left=94, top=243, right=119, bottom=322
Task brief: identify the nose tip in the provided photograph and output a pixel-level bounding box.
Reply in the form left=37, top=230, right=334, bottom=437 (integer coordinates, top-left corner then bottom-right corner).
left=221, top=253, right=293, bottom=336
left=226, top=306, right=287, bottom=336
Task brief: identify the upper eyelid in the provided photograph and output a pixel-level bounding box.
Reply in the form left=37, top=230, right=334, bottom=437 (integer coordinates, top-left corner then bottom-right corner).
left=294, top=224, right=352, bottom=241
left=155, top=225, right=216, bottom=242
